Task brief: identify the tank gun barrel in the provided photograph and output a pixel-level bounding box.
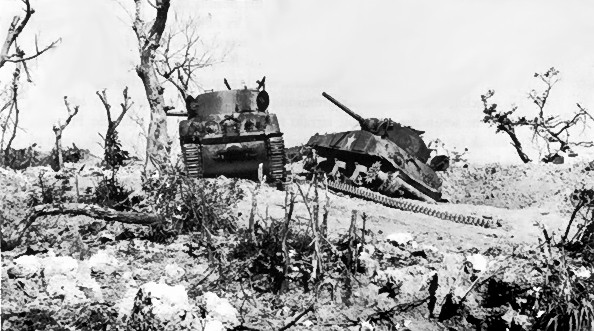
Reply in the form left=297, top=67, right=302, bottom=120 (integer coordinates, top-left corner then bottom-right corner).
left=322, top=92, right=365, bottom=125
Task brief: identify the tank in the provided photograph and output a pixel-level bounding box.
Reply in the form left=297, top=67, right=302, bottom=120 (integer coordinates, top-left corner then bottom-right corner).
left=305, top=92, right=447, bottom=202
left=167, top=77, right=286, bottom=185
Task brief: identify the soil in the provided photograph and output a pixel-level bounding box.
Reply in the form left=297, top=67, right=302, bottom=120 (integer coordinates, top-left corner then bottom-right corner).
left=1, top=160, right=593, bottom=330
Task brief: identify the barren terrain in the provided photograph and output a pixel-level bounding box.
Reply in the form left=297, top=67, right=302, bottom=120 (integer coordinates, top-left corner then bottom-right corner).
left=1, top=160, right=593, bottom=330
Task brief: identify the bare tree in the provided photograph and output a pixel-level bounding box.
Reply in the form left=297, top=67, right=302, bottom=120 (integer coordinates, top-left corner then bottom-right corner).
left=53, top=97, right=79, bottom=170
left=131, top=0, right=172, bottom=173
left=1, top=0, right=59, bottom=168
left=0, top=0, right=60, bottom=76
left=1, top=66, right=22, bottom=166
left=481, top=67, right=593, bottom=163
left=481, top=90, right=532, bottom=163
left=155, top=15, right=223, bottom=101
left=96, top=87, right=133, bottom=169
left=527, top=68, right=594, bottom=162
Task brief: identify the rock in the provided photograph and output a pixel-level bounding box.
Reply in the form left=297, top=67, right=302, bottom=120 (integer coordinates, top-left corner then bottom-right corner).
left=8, top=255, right=42, bottom=278
left=574, top=266, right=592, bottom=279
left=203, top=318, right=225, bottom=331
left=466, top=254, right=488, bottom=272
left=127, top=282, right=195, bottom=330
left=88, top=249, right=120, bottom=274
left=46, top=274, right=86, bottom=303
left=142, top=282, right=191, bottom=321
left=164, top=263, right=185, bottom=283
left=42, top=253, right=78, bottom=278
left=203, top=292, right=240, bottom=327
left=360, top=320, right=375, bottom=331
left=385, top=232, right=413, bottom=246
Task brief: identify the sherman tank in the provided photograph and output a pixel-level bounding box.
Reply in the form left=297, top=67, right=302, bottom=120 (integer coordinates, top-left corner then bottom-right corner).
left=167, top=77, right=286, bottom=185
left=306, top=92, right=448, bottom=202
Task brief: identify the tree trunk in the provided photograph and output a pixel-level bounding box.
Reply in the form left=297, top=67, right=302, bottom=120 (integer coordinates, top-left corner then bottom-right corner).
left=54, top=129, right=63, bottom=170
left=133, top=0, right=172, bottom=174
left=137, top=63, right=169, bottom=173
left=502, top=126, right=532, bottom=163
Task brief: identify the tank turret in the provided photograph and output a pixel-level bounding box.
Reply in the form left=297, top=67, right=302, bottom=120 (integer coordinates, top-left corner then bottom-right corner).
left=322, top=92, right=431, bottom=163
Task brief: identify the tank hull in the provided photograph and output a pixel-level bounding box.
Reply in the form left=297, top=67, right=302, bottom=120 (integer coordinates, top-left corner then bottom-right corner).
left=307, top=130, right=442, bottom=202
left=176, top=89, right=286, bottom=185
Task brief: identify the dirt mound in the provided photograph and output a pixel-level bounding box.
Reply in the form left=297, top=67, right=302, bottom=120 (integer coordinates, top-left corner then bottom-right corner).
left=439, top=162, right=593, bottom=213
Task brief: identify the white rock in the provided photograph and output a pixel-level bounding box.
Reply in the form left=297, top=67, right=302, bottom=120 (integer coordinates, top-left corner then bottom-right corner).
left=10, top=255, right=42, bottom=278
left=46, top=274, right=87, bottom=303
left=203, top=292, right=240, bottom=327
left=360, top=319, right=375, bottom=331
left=575, top=266, right=592, bottom=279
left=88, top=250, right=120, bottom=274
left=141, top=282, right=191, bottom=321
left=466, top=254, right=488, bottom=272
left=117, top=286, right=140, bottom=319
left=76, top=262, right=103, bottom=301
left=385, top=232, right=413, bottom=246
left=43, top=255, right=78, bottom=277
left=203, top=318, right=225, bottom=331
left=165, top=263, right=185, bottom=282
left=301, top=320, right=314, bottom=328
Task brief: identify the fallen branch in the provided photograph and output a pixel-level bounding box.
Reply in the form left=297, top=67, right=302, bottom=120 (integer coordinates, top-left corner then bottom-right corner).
left=277, top=303, right=315, bottom=331
left=25, top=203, right=163, bottom=225
left=3, top=203, right=164, bottom=251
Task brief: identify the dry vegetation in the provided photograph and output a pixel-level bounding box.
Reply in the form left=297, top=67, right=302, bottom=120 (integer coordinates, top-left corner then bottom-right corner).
left=1, top=158, right=593, bottom=331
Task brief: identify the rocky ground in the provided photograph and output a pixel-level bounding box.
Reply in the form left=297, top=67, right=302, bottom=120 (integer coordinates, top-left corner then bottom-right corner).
left=1, top=161, right=593, bottom=330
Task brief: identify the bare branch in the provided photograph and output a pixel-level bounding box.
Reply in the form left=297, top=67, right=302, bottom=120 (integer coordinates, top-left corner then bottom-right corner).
left=3, top=66, right=22, bottom=166
left=0, top=0, right=60, bottom=71
left=52, top=96, right=80, bottom=170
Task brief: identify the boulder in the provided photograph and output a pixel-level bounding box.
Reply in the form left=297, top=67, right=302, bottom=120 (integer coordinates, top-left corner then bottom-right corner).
left=164, top=263, right=185, bottom=283
left=466, top=254, right=488, bottom=272
left=203, top=292, right=240, bottom=327
left=88, top=249, right=120, bottom=274
left=385, top=232, right=413, bottom=246
left=42, top=253, right=78, bottom=277
left=127, top=282, right=197, bottom=330
left=8, top=255, right=42, bottom=278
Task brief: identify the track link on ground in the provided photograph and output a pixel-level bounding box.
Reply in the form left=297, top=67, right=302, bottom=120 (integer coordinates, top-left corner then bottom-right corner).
left=326, top=179, right=503, bottom=228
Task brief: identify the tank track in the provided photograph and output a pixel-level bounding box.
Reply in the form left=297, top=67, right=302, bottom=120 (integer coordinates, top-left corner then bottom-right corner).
left=326, top=179, right=503, bottom=228
left=181, top=143, right=203, bottom=178
left=267, top=136, right=287, bottom=184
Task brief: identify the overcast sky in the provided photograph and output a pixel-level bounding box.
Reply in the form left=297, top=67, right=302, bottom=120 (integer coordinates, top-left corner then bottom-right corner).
left=2, top=0, right=594, bottom=163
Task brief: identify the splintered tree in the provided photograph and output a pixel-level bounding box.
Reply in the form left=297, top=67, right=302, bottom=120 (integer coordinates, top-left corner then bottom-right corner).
left=131, top=0, right=172, bottom=173
left=0, top=0, right=59, bottom=168
left=481, top=67, right=594, bottom=163
left=1, top=67, right=21, bottom=167
left=96, top=87, right=132, bottom=170
left=53, top=97, right=79, bottom=170
left=0, top=0, right=60, bottom=71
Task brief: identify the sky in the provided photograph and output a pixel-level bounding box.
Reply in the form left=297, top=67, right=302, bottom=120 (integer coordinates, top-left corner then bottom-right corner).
left=1, top=0, right=594, bottom=164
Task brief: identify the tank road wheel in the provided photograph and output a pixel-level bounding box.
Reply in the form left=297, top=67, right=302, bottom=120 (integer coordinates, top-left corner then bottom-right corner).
left=267, top=136, right=287, bottom=188
left=181, top=143, right=203, bottom=178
